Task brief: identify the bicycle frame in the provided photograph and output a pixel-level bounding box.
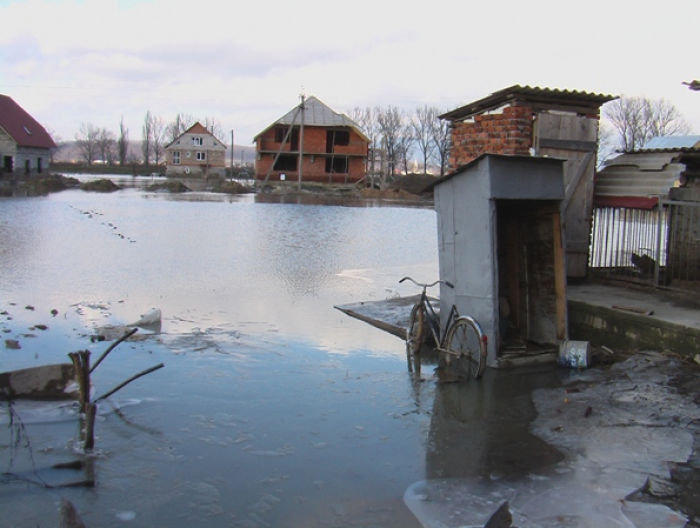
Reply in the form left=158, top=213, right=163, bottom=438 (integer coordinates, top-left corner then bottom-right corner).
left=401, top=276, right=488, bottom=379
left=400, top=276, right=457, bottom=347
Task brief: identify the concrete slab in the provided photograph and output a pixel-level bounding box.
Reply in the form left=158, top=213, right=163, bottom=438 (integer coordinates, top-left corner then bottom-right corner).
left=568, top=282, right=700, bottom=357
left=0, top=363, right=78, bottom=400
left=337, top=282, right=700, bottom=361
left=334, top=295, right=430, bottom=340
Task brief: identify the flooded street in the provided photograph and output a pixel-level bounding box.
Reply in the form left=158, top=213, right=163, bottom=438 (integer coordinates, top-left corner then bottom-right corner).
left=1, top=182, right=697, bottom=527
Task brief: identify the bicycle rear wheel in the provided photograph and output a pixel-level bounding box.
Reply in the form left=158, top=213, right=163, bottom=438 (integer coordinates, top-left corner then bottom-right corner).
left=406, top=303, right=425, bottom=373
left=444, top=316, right=487, bottom=379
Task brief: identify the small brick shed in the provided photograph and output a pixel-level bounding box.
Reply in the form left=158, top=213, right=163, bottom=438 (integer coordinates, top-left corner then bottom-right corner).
left=430, top=154, right=568, bottom=368
left=440, top=85, right=617, bottom=278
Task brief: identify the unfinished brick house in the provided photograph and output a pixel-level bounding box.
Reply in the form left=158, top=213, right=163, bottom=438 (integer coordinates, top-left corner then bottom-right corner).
left=165, top=122, right=226, bottom=178
left=254, top=96, right=369, bottom=184
left=0, top=94, right=57, bottom=177
left=439, top=85, right=617, bottom=278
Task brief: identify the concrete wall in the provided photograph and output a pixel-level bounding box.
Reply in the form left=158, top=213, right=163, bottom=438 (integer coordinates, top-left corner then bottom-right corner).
left=569, top=300, right=700, bottom=356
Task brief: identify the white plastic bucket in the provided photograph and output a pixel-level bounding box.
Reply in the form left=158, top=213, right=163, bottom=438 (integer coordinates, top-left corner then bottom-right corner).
left=559, top=340, right=591, bottom=368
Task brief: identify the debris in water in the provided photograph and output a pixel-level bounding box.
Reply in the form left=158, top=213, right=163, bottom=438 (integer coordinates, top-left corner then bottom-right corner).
left=59, top=498, right=86, bottom=528
left=484, top=501, right=512, bottom=528
left=116, top=511, right=136, bottom=521
left=128, top=308, right=162, bottom=330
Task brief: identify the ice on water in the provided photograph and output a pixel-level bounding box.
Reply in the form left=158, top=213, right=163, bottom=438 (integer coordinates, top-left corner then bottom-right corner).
left=405, top=355, right=695, bottom=527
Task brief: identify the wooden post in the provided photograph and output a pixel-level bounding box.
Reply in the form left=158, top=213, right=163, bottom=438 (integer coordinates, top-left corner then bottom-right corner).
left=552, top=212, right=568, bottom=340
left=83, top=403, right=97, bottom=451
left=68, top=350, right=90, bottom=414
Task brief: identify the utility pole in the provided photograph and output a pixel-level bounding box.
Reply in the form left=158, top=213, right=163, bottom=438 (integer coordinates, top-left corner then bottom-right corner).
left=230, top=129, right=234, bottom=180
left=297, top=93, right=305, bottom=191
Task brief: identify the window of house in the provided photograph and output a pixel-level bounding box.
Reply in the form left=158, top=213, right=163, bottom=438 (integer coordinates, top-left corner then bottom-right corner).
left=196, top=151, right=206, bottom=161
left=326, top=156, right=348, bottom=173
left=333, top=130, right=350, bottom=146
left=274, top=127, right=300, bottom=150
left=274, top=154, right=298, bottom=171
left=193, top=137, right=203, bottom=146
left=173, top=151, right=181, bottom=165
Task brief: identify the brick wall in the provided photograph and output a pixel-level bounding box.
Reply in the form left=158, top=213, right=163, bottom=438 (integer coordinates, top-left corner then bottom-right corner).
left=449, top=106, right=534, bottom=169
left=255, top=125, right=367, bottom=183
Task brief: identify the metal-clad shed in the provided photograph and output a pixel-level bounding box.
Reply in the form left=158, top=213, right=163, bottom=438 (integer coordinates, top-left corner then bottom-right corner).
left=431, top=154, right=567, bottom=369
left=440, top=85, right=617, bottom=279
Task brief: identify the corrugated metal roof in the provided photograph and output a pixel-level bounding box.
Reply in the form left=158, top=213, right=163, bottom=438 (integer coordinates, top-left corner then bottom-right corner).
left=254, top=96, right=369, bottom=142
left=595, top=151, right=685, bottom=202
left=440, top=85, right=618, bottom=122
left=0, top=94, right=56, bottom=149
left=642, top=135, right=700, bottom=149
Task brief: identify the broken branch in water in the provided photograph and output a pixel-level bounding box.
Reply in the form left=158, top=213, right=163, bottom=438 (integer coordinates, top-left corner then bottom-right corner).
left=90, top=327, right=139, bottom=373
left=68, top=351, right=90, bottom=413
left=94, top=363, right=164, bottom=402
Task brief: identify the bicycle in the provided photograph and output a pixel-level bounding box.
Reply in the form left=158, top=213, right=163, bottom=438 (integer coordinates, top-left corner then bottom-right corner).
left=400, top=276, right=488, bottom=379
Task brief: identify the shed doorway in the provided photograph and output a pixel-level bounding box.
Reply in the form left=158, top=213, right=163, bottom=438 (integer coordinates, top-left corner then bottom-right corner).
left=496, top=200, right=567, bottom=365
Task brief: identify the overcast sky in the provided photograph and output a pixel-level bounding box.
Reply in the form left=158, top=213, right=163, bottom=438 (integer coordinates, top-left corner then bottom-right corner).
left=1, top=0, right=698, bottom=147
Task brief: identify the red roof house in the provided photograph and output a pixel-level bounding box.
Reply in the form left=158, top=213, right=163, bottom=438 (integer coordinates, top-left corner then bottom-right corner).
left=0, top=95, right=57, bottom=176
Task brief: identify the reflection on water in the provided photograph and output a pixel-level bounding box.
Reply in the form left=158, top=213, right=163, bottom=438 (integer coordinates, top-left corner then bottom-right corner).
left=4, top=186, right=663, bottom=527
left=0, top=187, right=445, bottom=527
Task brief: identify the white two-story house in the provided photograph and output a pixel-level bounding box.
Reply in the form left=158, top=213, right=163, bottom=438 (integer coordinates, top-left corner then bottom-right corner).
left=165, top=122, right=226, bottom=178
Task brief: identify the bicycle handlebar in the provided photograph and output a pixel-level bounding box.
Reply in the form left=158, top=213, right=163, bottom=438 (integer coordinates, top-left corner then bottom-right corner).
left=399, top=276, right=454, bottom=289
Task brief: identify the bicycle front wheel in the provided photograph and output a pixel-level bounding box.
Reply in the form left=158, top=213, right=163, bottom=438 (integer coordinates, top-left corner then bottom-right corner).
left=406, top=303, right=425, bottom=373
left=444, top=316, right=487, bottom=379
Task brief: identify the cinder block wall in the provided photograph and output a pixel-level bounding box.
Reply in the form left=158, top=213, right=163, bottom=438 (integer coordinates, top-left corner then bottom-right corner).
left=449, top=106, right=534, bottom=168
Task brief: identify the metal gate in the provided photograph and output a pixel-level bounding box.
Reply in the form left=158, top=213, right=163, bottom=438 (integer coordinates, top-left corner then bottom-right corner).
left=589, top=200, right=700, bottom=289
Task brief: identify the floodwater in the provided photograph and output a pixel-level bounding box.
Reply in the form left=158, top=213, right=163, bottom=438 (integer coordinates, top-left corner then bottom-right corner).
left=0, top=178, right=695, bottom=527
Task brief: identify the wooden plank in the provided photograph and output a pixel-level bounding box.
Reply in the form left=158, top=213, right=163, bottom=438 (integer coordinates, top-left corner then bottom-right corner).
left=505, top=215, right=521, bottom=330
left=563, top=151, right=594, bottom=210
left=539, top=138, right=597, bottom=152
left=552, top=212, right=568, bottom=340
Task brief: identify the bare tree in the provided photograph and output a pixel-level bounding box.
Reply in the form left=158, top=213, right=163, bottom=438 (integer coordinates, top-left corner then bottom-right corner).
left=597, top=123, right=616, bottom=168
left=603, top=95, right=692, bottom=151
left=376, top=106, right=405, bottom=176
left=430, top=115, right=451, bottom=176
left=397, top=120, right=415, bottom=174
left=350, top=107, right=380, bottom=176
left=141, top=111, right=153, bottom=166
left=117, top=117, right=129, bottom=166
left=46, top=128, right=63, bottom=164
left=167, top=113, right=195, bottom=142
left=202, top=117, right=224, bottom=141
left=412, top=105, right=438, bottom=173
left=96, top=128, right=117, bottom=165
left=151, top=116, right=167, bottom=166
left=75, top=123, right=100, bottom=166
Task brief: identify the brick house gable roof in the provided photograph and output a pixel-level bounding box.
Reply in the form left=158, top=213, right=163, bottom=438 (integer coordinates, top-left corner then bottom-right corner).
left=254, top=96, right=369, bottom=143
left=165, top=121, right=225, bottom=149
left=0, top=94, right=57, bottom=149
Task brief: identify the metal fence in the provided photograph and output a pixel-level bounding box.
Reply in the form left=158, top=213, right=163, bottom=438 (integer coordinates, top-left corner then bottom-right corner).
left=589, top=201, right=700, bottom=289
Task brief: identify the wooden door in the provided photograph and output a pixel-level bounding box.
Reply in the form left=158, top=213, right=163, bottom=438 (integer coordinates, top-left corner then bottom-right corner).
left=535, top=112, right=599, bottom=277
